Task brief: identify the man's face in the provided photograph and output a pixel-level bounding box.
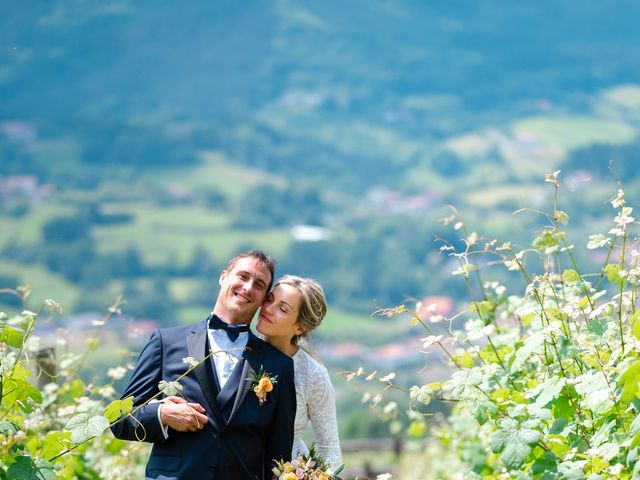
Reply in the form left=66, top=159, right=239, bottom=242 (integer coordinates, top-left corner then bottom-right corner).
left=217, top=256, right=272, bottom=324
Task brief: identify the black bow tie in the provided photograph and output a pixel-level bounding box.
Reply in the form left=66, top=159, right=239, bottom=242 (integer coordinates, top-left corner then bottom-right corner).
left=207, top=314, right=249, bottom=342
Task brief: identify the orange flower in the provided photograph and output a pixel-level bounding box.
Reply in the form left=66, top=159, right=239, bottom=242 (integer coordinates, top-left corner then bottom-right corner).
left=318, top=475, right=329, bottom=480
left=280, top=473, right=298, bottom=480
left=282, top=463, right=295, bottom=473
left=258, top=376, right=274, bottom=392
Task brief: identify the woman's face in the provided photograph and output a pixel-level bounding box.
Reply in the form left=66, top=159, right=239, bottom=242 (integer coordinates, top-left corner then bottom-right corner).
left=256, top=284, right=303, bottom=340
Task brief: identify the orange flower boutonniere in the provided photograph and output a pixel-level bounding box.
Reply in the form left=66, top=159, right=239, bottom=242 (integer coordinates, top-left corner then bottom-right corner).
left=249, top=367, right=278, bottom=405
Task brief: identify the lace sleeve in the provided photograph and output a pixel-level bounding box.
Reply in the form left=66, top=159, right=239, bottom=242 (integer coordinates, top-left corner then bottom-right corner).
left=307, top=363, right=342, bottom=470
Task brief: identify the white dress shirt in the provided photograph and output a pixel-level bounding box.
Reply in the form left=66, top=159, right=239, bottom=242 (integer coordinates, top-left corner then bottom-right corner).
left=207, top=327, right=249, bottom=388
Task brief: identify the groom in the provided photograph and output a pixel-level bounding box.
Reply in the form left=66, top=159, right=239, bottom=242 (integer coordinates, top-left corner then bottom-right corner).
left=111, top=250, right=296, bottom=479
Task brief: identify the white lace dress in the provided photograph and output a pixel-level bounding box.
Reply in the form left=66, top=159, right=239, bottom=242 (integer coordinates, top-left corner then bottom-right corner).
left=291, top=348, right=342, bottom=470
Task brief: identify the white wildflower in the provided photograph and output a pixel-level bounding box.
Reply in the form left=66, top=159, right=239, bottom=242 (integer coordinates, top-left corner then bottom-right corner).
left=452, top=263, right=475, bottom=278
left=465, top=231, right=478, bottom=247
left=98, top=385, right=116, bottom=398
left=182, top=357, right=199, bottom=368
left=614, top=207, right=635, bottom=226
left=44, top=383, right=59, bottom=395
left=611, top=188, right=625, bottom=208
left=107, top=366, right=127, bottom=380
left=421, top=335, right=443, bottom=349
left=587, top=234, right=611, bottom=250
left=380, top=372, right=396, bottom=383
left=383, top=401, right=398, bottom=415
left=44, top=299, right=63, bottom=314
left=545, top=170, right=561, bottom=183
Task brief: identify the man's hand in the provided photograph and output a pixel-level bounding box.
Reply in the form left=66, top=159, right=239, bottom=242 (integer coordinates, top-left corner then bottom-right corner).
left=160, top=396, right=208, bottom=432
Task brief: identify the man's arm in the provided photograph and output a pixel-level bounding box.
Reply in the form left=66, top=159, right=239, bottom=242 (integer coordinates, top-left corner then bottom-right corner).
left=263, top=359, right=297, bottom=474
left=110, top=329, right=168, bottom=443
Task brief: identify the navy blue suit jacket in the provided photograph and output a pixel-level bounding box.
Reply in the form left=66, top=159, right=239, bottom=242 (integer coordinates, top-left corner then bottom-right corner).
left=111, top=322, right=296, bottom=480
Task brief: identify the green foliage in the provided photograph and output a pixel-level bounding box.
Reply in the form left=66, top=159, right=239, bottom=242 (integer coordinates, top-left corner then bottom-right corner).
left=0, top=297, right=149, bottom=479
left=351, top=173, right=640, bottom=479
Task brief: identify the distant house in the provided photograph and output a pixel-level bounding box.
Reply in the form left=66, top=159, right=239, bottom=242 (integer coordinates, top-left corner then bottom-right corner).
left=417, top=295, right=455, bottom=320
left=0, top=175, right=54, bottom=203
left=366, top=187, right=441, bottom=214
left=0, top=121, right=37, bottom=142
left=290, top=224, right=331, bottom=242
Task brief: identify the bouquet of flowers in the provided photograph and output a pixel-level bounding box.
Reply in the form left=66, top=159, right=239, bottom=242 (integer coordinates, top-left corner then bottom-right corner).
left=272, top=446, right=343, bottom=480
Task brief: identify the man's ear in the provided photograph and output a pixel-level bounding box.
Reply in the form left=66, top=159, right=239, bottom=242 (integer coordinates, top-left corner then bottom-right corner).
left=219, top=269, right=228, bottom=287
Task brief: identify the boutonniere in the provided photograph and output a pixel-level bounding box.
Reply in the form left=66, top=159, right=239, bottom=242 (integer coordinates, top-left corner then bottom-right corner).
left=249, top=367, right=277, bottom=405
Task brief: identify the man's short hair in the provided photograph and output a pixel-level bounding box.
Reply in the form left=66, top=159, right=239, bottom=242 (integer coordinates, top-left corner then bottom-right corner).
left=225, top=250, right=277, bottom=291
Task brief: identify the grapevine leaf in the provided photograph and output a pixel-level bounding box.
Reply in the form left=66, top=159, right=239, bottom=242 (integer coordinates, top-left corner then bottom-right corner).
left=632, top=311, right=640, bottom=340
left=562, top=269, right=580, bottom=284
left=0, top=325, right=24, bottom=348
left=65, top=413, right=110, bottom=444
left=0, top=419, right=20, bottom=434
left=158, top=380, right=183, bottom=396
left=104, top=396, right=134, bottom=423
left=557, top=461, right=586, bottom=480
left=553, top=394, right=574, bottom=419
left=618, top=360, right=640, bottom=404
left=534, top=376, right=565, bottom=408
left=604, top=264, right=623, bottom=287
left=41, top=431, right=71, bottom=460
left=471, top=398, right=498, bottom=425
left=491, top=419, right=541, bottom=469
left=574, top=371, right=614, bottom=415
left=511, top=332, right=545, bottom=373
left=532, top=451, right=558, bottom=475
left=6, top=456, right=56, bottom=480
left=631, top=413, right=640, bottom=435
left=586, top=319, right=607, bottom=338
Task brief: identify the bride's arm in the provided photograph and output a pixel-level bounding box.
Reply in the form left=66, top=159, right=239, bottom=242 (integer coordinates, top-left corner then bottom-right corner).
left=307, top=363, right=342, bottom=470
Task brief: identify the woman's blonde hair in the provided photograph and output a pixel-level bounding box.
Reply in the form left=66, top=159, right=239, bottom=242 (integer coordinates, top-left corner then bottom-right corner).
left=273, top=275, right=327, bottom=345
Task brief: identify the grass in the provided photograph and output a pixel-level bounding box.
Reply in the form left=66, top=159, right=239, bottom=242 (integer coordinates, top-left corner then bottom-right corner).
left=442, top=132, right=493, bottom=159
left=318, top=307, right=412, bottom=344
left=0, top=260, right=80, bottom=312
left=174, top=305, right=212, bottom=325
left=600, top=84, right=640, bottom=110
left=2, top=204, right=75, bottom=243
left=148, top=150, right=284, bottom=201
left=511, top=115, right=636, bottom=150
left=93, top=205, right=293, bottom=266
left=463, top=183, right=541, bottom=209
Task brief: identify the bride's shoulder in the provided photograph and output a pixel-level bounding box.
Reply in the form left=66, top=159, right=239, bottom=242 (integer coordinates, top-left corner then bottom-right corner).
left=296, top=349, right=329, bottom=378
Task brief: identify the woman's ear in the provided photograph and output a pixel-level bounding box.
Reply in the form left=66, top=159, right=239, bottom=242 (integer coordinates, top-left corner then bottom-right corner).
left=294, top=324, right=305, bottom=336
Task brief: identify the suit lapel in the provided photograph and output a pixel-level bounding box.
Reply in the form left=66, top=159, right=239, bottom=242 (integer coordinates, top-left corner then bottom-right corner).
left=187, top=326, right=223, bottom=429
left=226, top=333, right=265, bottom=425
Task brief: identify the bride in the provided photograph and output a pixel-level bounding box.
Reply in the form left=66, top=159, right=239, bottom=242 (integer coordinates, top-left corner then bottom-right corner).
left=256, top=275, right=342, bottom=470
